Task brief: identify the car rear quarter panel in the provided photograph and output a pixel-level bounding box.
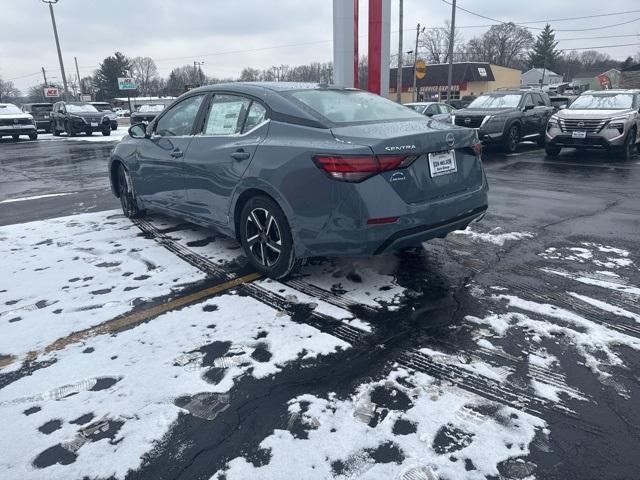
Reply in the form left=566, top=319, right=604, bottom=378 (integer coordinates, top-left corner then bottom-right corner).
left=230, top=121, right=375, bottom=257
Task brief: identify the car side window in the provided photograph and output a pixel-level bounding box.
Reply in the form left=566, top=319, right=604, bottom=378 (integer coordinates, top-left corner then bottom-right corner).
left=437, top=104, right=450, bottom=114
left=155, top=94, right=205, bottom=137
left=203, top=95, right=250, bottom=135
left=524, top=95, right=534, bottom=108
left=533, top=93, right=545, bottom=107
left=425, top=104, right=438, bottom=115
left=243, top=102, right=267, bottom=133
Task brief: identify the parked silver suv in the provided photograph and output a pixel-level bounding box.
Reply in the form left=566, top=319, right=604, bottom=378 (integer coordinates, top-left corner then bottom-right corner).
left=545, top=89, right=640, bottom=159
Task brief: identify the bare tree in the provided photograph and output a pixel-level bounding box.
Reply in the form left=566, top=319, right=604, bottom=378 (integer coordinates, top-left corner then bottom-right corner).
left=0, top=77, right=21, bottom=102
left=239, top=67, right=261, bottom=81
left=466, top=23, right=533, bottom=68
left=130, top=56, right=160, bottom=96
left=419, top=22, right=463, bottom=64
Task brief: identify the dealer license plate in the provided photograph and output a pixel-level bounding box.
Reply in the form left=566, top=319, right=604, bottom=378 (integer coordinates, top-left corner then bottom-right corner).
left=428, top=150, right=457, bottom=177
left=91, top=122, right=98, bottom=127
left=572, top=131, right=586, bottom=139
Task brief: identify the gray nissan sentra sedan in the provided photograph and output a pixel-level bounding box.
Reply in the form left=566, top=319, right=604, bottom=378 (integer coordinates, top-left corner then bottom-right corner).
left=109, top=82, right=488, bottom=278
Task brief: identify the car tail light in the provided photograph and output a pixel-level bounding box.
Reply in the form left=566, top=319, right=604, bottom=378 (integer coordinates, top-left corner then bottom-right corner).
left=313, top=154, right=417, bottom=182
left=367, top=216, right=399, bottom=225
left=470, top=142, right=483, bottom=156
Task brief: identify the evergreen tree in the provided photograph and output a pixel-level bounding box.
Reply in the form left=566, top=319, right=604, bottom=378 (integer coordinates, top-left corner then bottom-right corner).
left=93, top=52, right=131, bottom=100
left=528, top=24, right=560, bottom=71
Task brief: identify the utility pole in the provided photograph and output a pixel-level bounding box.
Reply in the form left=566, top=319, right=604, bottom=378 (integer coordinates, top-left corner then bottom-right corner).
left=412, top=23, right=422, bottom=102
left=74, top=56, right=81, bottom=98
left=42, top=0, right=69, bottom=99
left=446, top=0, right=457, bottom=104
left=194, top=61, right=205, bottom=86
left=41, top=67, right=48, bottom=101
left=395, top=0, right=403, bottom=103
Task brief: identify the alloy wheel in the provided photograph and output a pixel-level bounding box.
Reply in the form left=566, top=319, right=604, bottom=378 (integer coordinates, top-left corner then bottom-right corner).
left=245, top=207, right=282, bottom=267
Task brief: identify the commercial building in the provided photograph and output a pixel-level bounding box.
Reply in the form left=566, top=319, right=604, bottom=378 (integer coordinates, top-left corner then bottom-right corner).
left=521, top=68, right=562, bottom=86
left=388, top=62, right=521, bottom=103
left=571, top=68, right=620, bottom=91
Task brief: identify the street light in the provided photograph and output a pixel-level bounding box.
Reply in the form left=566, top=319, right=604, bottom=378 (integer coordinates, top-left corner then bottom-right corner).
left=41, top=0, right=69, bottom=98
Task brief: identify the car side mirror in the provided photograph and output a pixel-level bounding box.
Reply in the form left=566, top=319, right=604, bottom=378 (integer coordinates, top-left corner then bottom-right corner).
left=425, top=112, right=433, bottom=117
left=128, top=123, right=148, bottom=139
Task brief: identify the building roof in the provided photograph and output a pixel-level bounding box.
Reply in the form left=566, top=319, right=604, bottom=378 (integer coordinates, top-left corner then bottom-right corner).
left=524, top=68, right=561, bottom=77
left=390, top=62, right=497, bottom=88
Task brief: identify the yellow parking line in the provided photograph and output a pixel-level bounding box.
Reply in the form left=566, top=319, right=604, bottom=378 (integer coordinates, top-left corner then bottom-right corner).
left=11, top=272, right=261, bottom=368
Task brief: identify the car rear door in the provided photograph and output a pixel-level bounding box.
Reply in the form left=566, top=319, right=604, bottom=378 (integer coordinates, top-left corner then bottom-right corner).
left=133, top=93, right=206, bottom=212
left=182, top=94, right=269, bottom=226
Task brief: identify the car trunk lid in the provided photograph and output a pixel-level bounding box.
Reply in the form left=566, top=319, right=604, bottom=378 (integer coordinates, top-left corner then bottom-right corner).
left=330, top=119, right=484, bottom=204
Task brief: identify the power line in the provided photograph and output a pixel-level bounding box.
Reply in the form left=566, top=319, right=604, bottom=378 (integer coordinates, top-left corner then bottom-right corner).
left=441, top=1, right=640, bottom=31
left=557, top=34, right=640, bottom=42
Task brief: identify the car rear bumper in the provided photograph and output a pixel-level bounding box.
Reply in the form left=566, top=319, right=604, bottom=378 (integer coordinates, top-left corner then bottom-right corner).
left=292, top=171, right=489, bottom=258
left=35, top=120, right=50, bottom=130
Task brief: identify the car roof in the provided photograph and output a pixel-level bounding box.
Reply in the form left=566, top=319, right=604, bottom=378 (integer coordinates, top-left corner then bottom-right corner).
left=404, top=102, right=439, bottom=106
left=188, top=82, right=348, bottom=95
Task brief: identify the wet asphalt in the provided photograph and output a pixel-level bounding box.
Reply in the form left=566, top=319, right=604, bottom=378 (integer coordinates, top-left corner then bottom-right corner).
left=1, top=135, right=640, bottom=479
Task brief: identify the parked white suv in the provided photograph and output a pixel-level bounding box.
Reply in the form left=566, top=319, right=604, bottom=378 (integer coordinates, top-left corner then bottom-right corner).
left=545, top=89, right=639, bottom=160
left=0, top=103, right=37, bottom=141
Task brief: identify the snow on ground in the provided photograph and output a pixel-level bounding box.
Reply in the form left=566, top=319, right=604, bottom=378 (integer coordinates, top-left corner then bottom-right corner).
left=539, top=242, right=635, bottom=270
left=0, top=210, right=205, bottom=364
left=214, top=368, right=545, bottom=480
left=453, top=226, right=535, bottom=247
left=299, top=256, right=407, bottom=310
left=0, top=292, right=348, bottom=480
left=38, top=129, right=128, bottom=143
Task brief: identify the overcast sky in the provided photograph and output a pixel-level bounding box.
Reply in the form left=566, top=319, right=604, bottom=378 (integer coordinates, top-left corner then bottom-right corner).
left=1, top=0, right=639, bottom=92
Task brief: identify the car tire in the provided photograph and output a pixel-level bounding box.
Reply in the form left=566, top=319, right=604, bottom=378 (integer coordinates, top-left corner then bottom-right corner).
left=504, top=124, right=520, bottom=153
left=239, top=195, right=300, bottom=279
left=64, top=120, right=76, bottom=137
left=536, top=134, right=546, bottom=147
left=52, top=124, right=61, bottom=136
left=621, top=128, right=637, bottom=161
left=12, top=135, right=19, bottom=141
left=545, top=145, right=561, bottom=157
left=86, top=131, right=93, bottom=136
left=102, top=127, right=111, bottom=136
left=29, top=132, right=38, bottom=141
left=117, top=165, right=144, bottom=219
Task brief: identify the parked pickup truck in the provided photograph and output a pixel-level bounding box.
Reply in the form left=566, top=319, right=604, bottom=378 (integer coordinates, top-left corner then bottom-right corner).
left=452, top=89, right=554, bottom=152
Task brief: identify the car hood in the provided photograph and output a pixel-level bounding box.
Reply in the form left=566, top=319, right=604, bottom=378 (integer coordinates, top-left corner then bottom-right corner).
left=555, top=108, right=635, bottom=119
left=330, top=118, right=477, bottom=154
left=0, top=112, right=33, bottom=120
left=454, top=107, right=518, bottom=116
left=70, top=112, right=105, bottom=119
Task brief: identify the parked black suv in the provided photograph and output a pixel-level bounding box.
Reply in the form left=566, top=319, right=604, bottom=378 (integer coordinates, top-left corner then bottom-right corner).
left=50, top=102, right=112, bottom=137
left=452, top=90, right=554, bottom=152
left=21, top=103, right=53, bottom=132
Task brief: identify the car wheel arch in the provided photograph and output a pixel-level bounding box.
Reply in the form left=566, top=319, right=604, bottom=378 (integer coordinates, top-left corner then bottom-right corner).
left=109, top=159, right=126, bottom=197
left=231, top=185, right=295, bottom=243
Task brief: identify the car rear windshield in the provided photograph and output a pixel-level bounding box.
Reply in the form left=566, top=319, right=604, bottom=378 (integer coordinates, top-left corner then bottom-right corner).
left=67, top=104, right=99, bottom=113
left=0, top=104, right=22, bottom=115
left=467, top=94, right=522, bottom=109
left=569, top=93, right=634, bottom=110
left=287, top=89, right=424, bottom=124
left=31, top=105, right=53, bottom=113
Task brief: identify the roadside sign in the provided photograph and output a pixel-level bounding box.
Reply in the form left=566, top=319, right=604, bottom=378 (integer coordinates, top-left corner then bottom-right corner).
left=415, top=60, right=427, bottom=79
left=44, top=87, right=60, bottom=98
left=117, top=77, right=137, bottom=90
left=80, top=94, right=92, bottom=102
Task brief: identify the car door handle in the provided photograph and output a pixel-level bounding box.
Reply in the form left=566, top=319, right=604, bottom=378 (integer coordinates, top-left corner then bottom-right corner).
left=231, top=149, right=251, bottom=160
left=170, top=148, right=183, bottom=158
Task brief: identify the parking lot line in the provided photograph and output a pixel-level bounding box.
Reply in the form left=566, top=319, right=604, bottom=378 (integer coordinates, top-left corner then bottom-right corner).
left=15, top=272, right=261, bottom=366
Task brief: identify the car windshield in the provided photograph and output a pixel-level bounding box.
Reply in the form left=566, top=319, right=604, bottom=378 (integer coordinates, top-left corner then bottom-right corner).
left=288, top=89, right=425, bottom=124
left=67, top=103, right=99, bottom=113
left=0, top=104, right=22, bottom=115
left=92, top=104, right=112, bottom=111
left=138, top=104, right=165, bottom=113
left=406, top=104, right=427, bottom=112
left=467, top=94, right=522, bottom=109
left=31, top=105, right=53, bottom=113
left=569, top=93, right=634, bottom=110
